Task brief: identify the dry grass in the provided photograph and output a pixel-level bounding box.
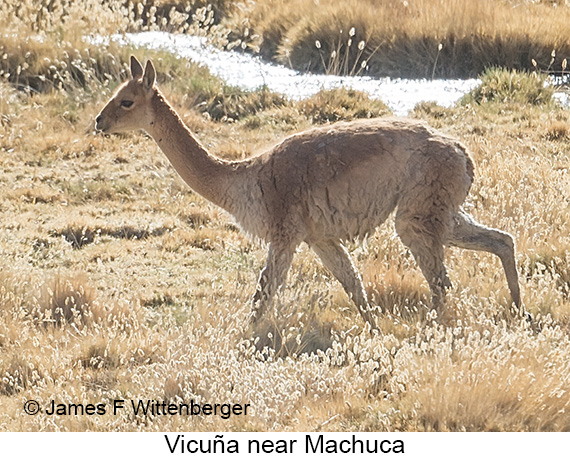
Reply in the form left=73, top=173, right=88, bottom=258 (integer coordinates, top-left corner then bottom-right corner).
left=1, top=0, right=570, bottom=433
left=298, top=88, right=391, bottom=123
left=230, top=0, right=570, bottom=78
left=2, top=71, right=570, bottom=431
left=5, top=0, right=570, bottom=84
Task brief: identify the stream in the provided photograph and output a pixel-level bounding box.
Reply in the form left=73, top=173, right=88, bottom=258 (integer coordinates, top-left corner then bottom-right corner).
left=115, top=31, right=568, bottom=116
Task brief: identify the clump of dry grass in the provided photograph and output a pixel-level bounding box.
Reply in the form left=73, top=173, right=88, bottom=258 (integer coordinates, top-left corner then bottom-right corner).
left=198, top=86, right=289, bottom=122
left=364, top=319, right=570, bottom=431
left=298, top=87, right=391, bottom=123
left=281, top=3, right=377, bottom=76
left=544, top=120, right=570, bottom=140
left=36, top=274, right=98, bottom=327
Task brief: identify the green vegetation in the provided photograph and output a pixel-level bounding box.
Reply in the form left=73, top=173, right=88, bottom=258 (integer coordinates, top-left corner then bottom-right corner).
left=465, top=67, right=555, bottom=105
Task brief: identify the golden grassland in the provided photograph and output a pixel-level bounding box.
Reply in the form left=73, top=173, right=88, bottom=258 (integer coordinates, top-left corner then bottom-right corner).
left=4, top=0, right=570, bottom=83
left=1, top=0, right=570, bottom=432
left=219, top=0, right=570, bottom=78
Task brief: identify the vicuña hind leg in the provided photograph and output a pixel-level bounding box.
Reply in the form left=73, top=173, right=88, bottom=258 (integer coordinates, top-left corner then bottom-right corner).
left=311, top=239, right=377, bottom=330
left=251, top=242, right=295, bottom=324
left=395, top=212, right=452, bottom=310
left=447, top=211, right=522, bottom=311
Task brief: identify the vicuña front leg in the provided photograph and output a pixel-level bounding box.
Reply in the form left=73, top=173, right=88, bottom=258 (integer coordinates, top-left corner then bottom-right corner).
left=250, top=242, right=295, bottom=324
left=311, top=239, right=378, bottom=330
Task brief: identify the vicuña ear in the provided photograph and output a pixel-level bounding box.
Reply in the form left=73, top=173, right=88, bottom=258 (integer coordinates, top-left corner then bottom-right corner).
left=130, top=55, right=144, bottom=80
left=143, top=60, right=156, bottom=90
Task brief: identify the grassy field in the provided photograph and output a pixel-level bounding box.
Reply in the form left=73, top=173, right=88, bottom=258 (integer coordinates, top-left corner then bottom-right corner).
left=228, top=0, right=570, bottom=78
left=4, top=0, right=570, bottom=83
left=1, top=0, right=570, bottom=432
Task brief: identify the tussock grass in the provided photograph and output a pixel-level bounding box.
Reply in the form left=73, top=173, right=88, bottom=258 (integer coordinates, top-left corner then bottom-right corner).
left=36, top=273, right=98, bottom=327
left=230, top=0, right=570, bottom=78
left=544, top=120, right=570, bottom=141
left=198, top=86, right=289, bottom=122
left=298, top=87, right=391, bottom=123
left=0, top=0, right=229, bottom=94
left=465, top=67, right=555, bottom=105
left=1, top=0, right=128, bottom=92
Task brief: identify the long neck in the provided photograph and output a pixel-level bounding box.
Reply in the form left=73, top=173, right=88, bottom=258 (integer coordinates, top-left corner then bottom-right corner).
left=145, top=89, right=238, bottom=213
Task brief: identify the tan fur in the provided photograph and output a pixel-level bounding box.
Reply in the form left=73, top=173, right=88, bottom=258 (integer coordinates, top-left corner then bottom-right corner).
left=96, top=56, right=522, bottom=330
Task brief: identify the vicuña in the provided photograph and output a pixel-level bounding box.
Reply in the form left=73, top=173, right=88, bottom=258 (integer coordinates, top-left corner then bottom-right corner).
left=95, top=56, right=522, bottom=330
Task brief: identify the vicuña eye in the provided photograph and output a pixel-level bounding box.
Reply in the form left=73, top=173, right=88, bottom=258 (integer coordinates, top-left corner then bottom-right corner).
left=120, top=100, right=134, bottom=108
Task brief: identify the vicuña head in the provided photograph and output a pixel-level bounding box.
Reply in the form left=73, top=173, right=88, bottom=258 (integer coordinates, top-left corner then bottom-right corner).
left=96, top=57, right=156, bottom=134
left=96, top=55, right=525, bottom=333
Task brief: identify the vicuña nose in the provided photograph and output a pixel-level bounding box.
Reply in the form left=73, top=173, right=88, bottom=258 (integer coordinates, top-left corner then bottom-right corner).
left=95, top=115, right=104, bottom=132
